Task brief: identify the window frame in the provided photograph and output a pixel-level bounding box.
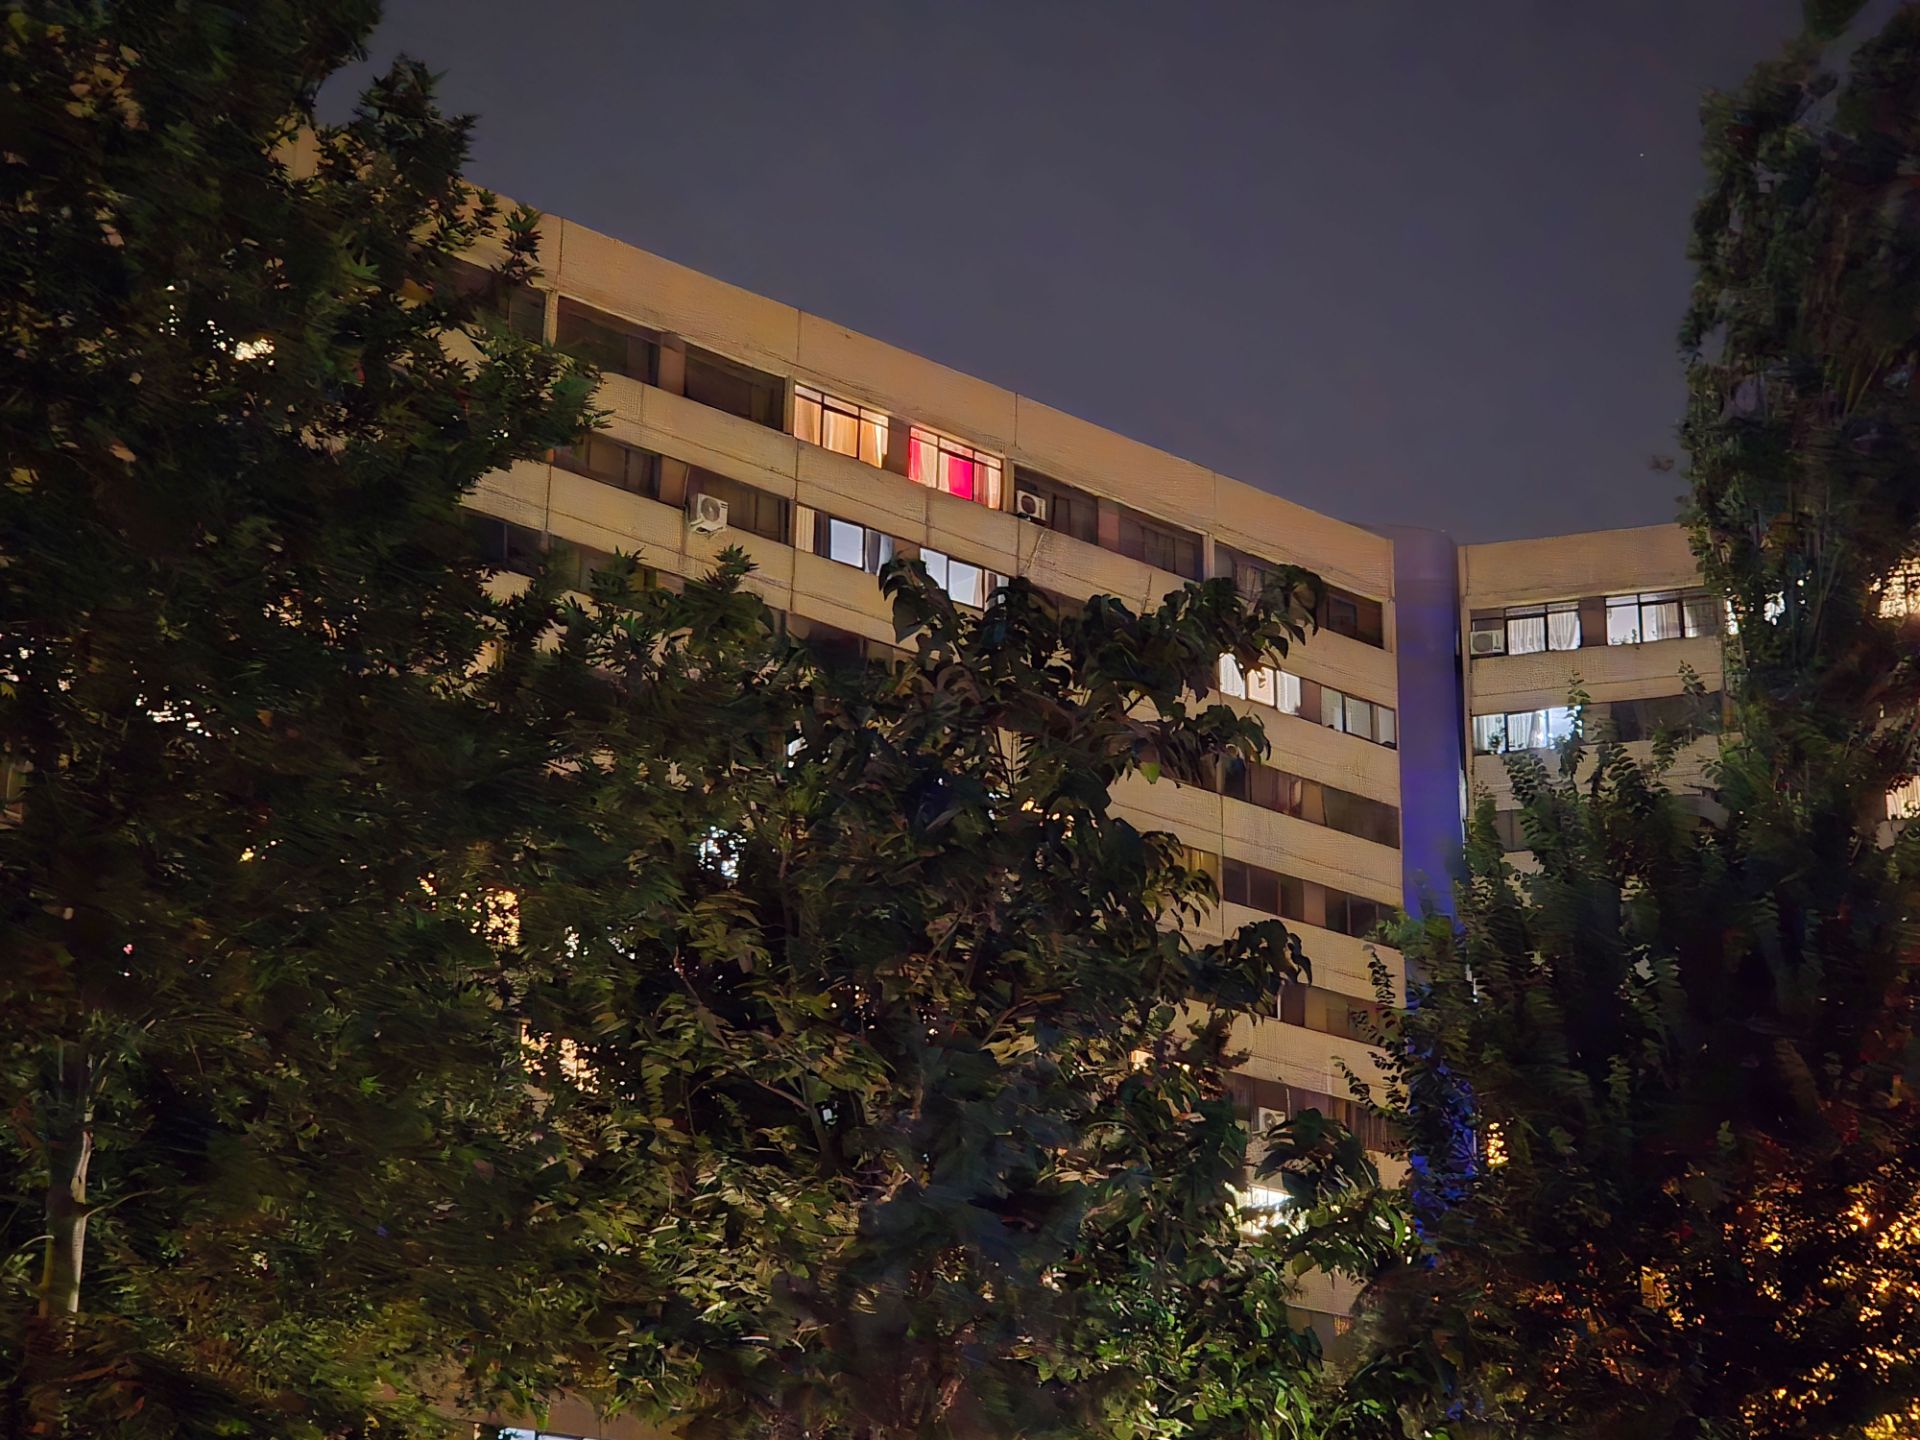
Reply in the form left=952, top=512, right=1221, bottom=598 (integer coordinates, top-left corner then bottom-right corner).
left=794, top=383, right=889, bottom=468
left=907, top=425, right=1004, bottom=508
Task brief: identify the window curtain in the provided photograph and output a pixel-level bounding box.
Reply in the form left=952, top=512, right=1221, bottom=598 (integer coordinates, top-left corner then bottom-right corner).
left=1506, top=614, right=1547, bottom=655
left=1277, top=670, right=1303, bottom=715
left=1547, top=605, right=1581, bottom=650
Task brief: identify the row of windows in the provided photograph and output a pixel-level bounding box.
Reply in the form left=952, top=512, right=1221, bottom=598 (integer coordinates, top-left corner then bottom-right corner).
left=1278, top=979, right=1385, bottom=1042
left=1216, top=656, right=1397, bottom=749
left=1233, top=1076, right=1396, bottom=1155
left=510, top=280, right=1393, bottom=650
left=1219, top=757, right=1400, bottom=848
left=1470, top=588, right=1725, bottom=657
left=805, top=511, right=1001, bottom=609
left=1471, top=690, right=1725, bottom=754
left=1226, top=547, right=1386, bottom=647
left=470, top=500, right=1388, bottom=760
left=1219, top=856, right=1391, bottom=939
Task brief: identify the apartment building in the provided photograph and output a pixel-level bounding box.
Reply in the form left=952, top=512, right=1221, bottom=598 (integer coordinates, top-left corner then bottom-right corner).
left=455, top=216, right=1413, bottom=1387
left=1460, top=524, right=1727, bottom=857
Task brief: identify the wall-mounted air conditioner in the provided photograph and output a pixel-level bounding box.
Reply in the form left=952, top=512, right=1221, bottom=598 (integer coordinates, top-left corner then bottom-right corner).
left=1013, top=489, right=1049, bottom=523
left=687, top=492, right=728, bottom=535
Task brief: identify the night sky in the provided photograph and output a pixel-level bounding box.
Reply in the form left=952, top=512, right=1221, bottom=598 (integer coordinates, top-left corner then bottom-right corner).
left=342, top=2, right=1812, bottom=543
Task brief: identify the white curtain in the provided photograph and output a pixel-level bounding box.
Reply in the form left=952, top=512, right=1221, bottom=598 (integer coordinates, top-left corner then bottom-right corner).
left=1547, top=605, right=1581, bottom=651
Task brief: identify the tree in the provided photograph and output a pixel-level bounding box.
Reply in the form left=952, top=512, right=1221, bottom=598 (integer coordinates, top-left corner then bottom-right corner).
left=2, top=7, right=1406, bottom=1438
left=0, top=3, right=603, bottom=1433
left=1357, top=5, right=1920, bottom=1437
left=505, top=558, right=1410, bottom=1440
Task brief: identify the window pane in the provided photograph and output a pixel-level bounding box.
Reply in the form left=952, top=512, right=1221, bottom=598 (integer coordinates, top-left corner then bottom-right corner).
left=794, top=388, right=823, bottom=446
left=1683, top=592, right=1722, bottom=638
left=1247, top=665, right=1277, bottom=709
left=1472, top=714, right=1506, bottom=753
left=1506, top=710, right=1543, bottom=750
left=1277, top=670, right=1303, bottom=715
left=1320, top=686, right=1345, bottom=731
left=1506, top=614, right=1547, bottom=655
left=821, top=406, right=860, bottom=458
left=1544, top=706, right=1577, bottom=745
left=859, top=414, right=887, bottom=467
left=867, top=531, right=895, bottom=574
left=1375, top=706, right=1397, bottom=748
left=1219, top=654, right=1247, bottom=698
left=827, top=517, right=866, bottom=567
left=1345, top=697, right=1374, bottom=741
left=1643, top=599, right=1684, bottom=642
left=1547, top=603, right=1581, bottom=650
left=1606, top=598, right=1642, bottom=645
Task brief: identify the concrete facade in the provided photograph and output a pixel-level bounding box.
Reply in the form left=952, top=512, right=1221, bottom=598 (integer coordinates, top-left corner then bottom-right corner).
left=455, top=220, right=1742, bottom=1421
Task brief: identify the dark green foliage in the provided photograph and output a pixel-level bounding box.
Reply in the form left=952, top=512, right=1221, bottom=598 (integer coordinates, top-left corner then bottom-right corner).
left=0, top=2, right=598, bottom=1433
left=507, top=558, right=1410, bottom=1440
left=1362, top=9, right=1920, bottom=1438
left=1, top=7, right=1407, bottom=1438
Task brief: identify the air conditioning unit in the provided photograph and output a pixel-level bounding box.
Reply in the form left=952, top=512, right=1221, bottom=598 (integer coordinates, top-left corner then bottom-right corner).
left=1468, top=626, right=1506, bottom=657
left=1013, top=489, right=1050, bottom=523
left=1253, top=1105, right=1285, bottom=1137
left=687, top=492, right=728, bottom=535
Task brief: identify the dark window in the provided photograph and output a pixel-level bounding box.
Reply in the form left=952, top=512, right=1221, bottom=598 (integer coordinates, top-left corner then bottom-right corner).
left=684, top=345, right=784, bottom=428
left=1319, top=586, right=1386, bottom=647
left=1607, top=690, right=1723, bottom=743
left=556, top=298, right=659, bottom=382
left=466, top=513, right=543, bottom=575
left=1221, top=858, right=1384, bottom=937
left=1490, top=808, right=1529, bottom=852
left=447, top=258, right=545, bottom=341
left=553, top=434, right=660, bottom=498
left=1216, top=758, right=1399, bottom=848
left=1012, top=468, right=1100, bottom=545
left=689, top=468, right=790, bottom=544
left=1278, top=981, right=1385, bottom=1042
left=1116, top=508, right=1204, bottom=580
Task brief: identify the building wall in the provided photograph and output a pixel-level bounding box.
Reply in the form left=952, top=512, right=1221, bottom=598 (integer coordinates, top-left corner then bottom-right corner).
left=461, top=217, right=1411, bottom=1279
left=1460, top=524, right=1724, bottom=853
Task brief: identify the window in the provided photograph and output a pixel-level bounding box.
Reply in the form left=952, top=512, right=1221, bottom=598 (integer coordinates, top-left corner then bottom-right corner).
left=684, top=345, right=783, bottom=428
left=689, top=469, right=790, bottom=543
left=1318, top=586, right=1385, bottom=647
left=1012, top=467, right=1099, bottom=544
left=908, top=426, right=1003, bottom=507
left=1479, top=601, right=1580, bottom=656
left=555, top=297, right=658, bottom=382
left=1489, top=808, right=1530, bottom=852
left=1223, top=547, right=1289, bottom=603
left=1878, top=564, right=1920, bottom=620
left=1471, top=706, right=1577, bottom=754
left=1278, top=981, right=1384, bottom=1042
left=1220, top=857, right=1389, bottom=938
left=553, top=434, right=659, bottom=498
left=921, top=547, right=998, bottom=609
left=1889, top=777, right=1920, bottom=821
left=1115, top=507, right=1204, bottom=580
left=794, top=385, right=888, bottom=467
left=1607, top=690, right=1723, bottom=743
left=446, top=258, right=544, bottom=341
left=466, top=514, right=544, bottom=575
left=1218, top=757, right=1400, bottom=848
left=1216, top=655, right=1397, bottom=750
left=1606, top=588, right=1722, bottom=645
left=787, top=615, right=905, bottom=673
left=815, top=513, right=896, bottom=575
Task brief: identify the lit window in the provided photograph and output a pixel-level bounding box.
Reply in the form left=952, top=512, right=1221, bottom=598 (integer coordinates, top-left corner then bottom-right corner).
left=794, top=384, right=888, bottom=468
left=908, top=426, right=1003, bottom=508
left=1473, top=706, right=1577, bottom=753
left=1216, top=655, right=1392, bottom=748
left=1879, top=564, right=1920, bottom=619
left=820, top=515, right=895, bottom=574
left=1890, top=777, right=1920, bottom=821
left=921, top=547, right=995, bottom=609
left=1607, top=589, right=1722, bottom=645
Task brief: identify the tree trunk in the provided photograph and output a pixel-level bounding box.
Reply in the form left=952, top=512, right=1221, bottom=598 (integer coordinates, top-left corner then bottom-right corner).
left=38, top=1048, right=95, bottom=1320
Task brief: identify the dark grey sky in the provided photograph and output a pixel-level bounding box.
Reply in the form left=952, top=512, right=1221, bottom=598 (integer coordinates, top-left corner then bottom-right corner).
left=347, top=1, right=1806, bottom=542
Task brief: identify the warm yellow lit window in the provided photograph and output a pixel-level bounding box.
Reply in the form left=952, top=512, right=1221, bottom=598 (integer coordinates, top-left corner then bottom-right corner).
left=1878, top=563, right=1920, bottom=620
left=794, top=384, right=887, bottom=468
